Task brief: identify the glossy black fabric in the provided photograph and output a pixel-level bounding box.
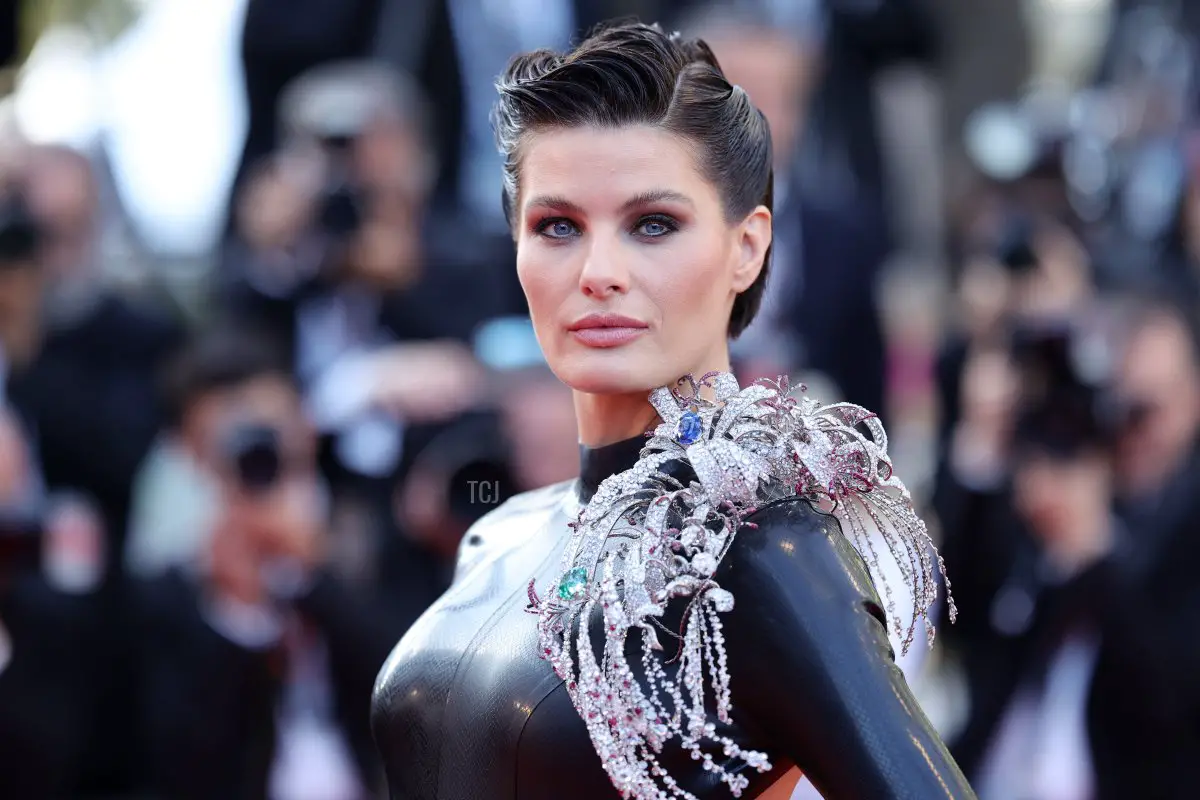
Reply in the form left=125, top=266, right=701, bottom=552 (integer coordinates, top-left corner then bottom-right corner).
left=372, top=435, right=976, bottom=798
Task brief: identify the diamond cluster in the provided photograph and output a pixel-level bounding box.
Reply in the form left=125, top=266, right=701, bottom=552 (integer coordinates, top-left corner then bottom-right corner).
left=528, top=372, right=953, bottom=799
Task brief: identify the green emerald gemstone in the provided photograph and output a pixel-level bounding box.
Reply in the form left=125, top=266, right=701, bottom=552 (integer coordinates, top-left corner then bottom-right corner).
left=556, top=567, right=589, bottom=601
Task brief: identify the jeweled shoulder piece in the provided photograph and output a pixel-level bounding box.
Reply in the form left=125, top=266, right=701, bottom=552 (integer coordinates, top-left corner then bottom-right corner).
left=527, top=372, right=954, bottom=799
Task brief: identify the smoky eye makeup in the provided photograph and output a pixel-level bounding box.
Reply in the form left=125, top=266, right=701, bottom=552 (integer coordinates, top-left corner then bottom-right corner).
left=631, top=213, right=680, bottom=238
left=531, top=216, right=581, bottom=239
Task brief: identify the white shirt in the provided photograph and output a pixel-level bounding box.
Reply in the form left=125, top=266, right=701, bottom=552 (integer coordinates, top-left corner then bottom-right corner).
left=201, top=594, right=366, bottom=800
left=975, top=630, right=1100, bottom=800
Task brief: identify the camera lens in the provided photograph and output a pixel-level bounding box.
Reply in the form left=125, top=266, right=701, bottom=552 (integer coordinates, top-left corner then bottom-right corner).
left=222, top=424, right=283, bottom=493
left=0, top=192, right=43, bottom=267
left=318, top=182, right=364, bottom=239
left=995, top=214, right=1038, bottom=274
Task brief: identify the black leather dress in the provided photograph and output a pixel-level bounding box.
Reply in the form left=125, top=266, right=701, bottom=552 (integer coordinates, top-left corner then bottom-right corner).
left=372, top=435, right=976, bottom=799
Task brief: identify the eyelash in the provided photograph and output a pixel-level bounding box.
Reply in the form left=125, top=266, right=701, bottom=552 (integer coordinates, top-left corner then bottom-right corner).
left=532, top=214, right=680, bottom=240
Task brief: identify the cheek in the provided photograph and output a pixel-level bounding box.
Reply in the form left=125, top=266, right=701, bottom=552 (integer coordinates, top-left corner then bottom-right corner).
left=516, top=250, right=546, bottom=294
left=516, top=247, right=573, bottom=326
left=648, top=235, right=735, bottom=320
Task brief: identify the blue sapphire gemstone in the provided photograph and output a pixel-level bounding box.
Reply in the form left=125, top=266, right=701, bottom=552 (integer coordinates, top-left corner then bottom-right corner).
left=675, top=411, right=703, bottom=445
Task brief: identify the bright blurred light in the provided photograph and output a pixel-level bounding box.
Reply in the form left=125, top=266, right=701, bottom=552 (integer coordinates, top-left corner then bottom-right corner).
left=964, top=103, right=1038, bottom=182
left=100, top=0, right=249, bottom=256
left=12, top=27, right=103, bottom=149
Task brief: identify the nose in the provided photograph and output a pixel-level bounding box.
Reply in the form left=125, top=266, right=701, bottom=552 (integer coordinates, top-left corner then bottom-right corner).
left=578, top=237, right=629, bottom=298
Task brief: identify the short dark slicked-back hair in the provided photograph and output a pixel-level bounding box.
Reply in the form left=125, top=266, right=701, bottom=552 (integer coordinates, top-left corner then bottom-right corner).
left=492, top=20, right=774, bottom=338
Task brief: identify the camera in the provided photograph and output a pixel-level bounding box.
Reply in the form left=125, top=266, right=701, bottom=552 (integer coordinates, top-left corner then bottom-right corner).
left=0, top=191, right=42, bottom=268
left=402, top=410, right=518, bottom=524
left=314, top=134, right=365, bottom=241
left=0, top=508, right=42, bottom=576
left=993, top=213, right=1039, bottom=275
left=220, top=422, right=283, bottom=494
left=1009, top=322, right=1119, bottom=457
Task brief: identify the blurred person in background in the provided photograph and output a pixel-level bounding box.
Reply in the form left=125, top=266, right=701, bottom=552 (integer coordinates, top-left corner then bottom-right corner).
left=941, top=311, right=1200, bottom=799
left=930, top=204, right=1095, bottom=639
left=0, top=143, right=184, bottom=559
left=0, top=142, right=184, bottom=794
left=1066, top=3, right=1200, bottom=302
left=936, top=142, right=1095, bottom=457
left=134, top=327, right=440, bottom=800
left=221, top=60, right=504, bottom=497
left=679, top=0, right=893, bottom=420
left=1112, top=296, right=1200, bottom=519
left=0, top=406, right=111, bottom=799
left=392, top=334, right=581, bottom=565
left=795, top=0, right=939, bottom=235
left=369, top=0, right=708, bottom=235
left=233, top=0, right=386, bottom=219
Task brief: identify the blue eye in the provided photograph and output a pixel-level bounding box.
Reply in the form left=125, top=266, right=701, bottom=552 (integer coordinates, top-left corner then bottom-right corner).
left=634, top=215, right=678, bottom=238
left=535, top=218, right=579, bottom=239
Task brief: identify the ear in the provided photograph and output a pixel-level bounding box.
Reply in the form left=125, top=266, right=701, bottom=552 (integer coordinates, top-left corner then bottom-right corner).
left=731, top=205, right=772, bottom=293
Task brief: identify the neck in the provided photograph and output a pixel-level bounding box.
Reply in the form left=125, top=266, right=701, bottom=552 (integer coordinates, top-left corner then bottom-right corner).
left=573, top=390, right=659, bottom=448
left=572, top=352, right=735, bottom=448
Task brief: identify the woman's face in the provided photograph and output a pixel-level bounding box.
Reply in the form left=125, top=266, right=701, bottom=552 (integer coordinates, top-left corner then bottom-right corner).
left=514, top=125, right=770, bottom=395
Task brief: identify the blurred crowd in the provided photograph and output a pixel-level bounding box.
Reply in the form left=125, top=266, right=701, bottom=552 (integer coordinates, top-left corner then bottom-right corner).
left=0, top=0, right=1196, bottom=798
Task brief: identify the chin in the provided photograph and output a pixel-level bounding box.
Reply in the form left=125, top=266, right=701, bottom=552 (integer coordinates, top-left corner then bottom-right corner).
left=550, top=346, right=679, bottom=396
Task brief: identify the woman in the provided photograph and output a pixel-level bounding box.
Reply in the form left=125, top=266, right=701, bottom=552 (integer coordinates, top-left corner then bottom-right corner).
left=372, top=21, right=976, bottom=800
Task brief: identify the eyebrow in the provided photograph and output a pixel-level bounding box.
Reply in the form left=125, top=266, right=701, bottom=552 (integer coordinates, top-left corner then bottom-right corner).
left=523, top=189, right=695, bottom=216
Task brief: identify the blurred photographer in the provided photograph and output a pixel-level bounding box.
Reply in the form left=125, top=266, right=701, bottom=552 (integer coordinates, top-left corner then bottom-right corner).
left=944, top=318, right=1200, bottom=799
left=934, top=207, right=1095, bottom=563
left=939, top=174, right=1095, bottom=462
left=393, top=317, right=580, bottom=564
left=222, top=60, right=507, bottom=489
left=933, top=132, right=1101, bottom=664
left=0, top=144, right=184, bottom=557
left=0, top=145, right=183, bottom=794
left=134, top=329, right=434, bottom=800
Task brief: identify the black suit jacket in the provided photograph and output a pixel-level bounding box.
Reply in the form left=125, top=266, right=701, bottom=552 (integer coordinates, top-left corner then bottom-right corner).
left=775, top=194, right=889, bottom=420
left=135, top=543, right=448, bottom=800
left=0, top=574, right=109, bottom=799
left=938, top=449, right=1200, bottom=799
left=799, top=0, right=939, bottom=233
left=5, top=294, right=184, bottom=556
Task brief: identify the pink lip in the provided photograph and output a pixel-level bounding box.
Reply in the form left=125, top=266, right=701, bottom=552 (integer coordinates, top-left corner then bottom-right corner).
left=567, top=313, right=649, bottom=348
